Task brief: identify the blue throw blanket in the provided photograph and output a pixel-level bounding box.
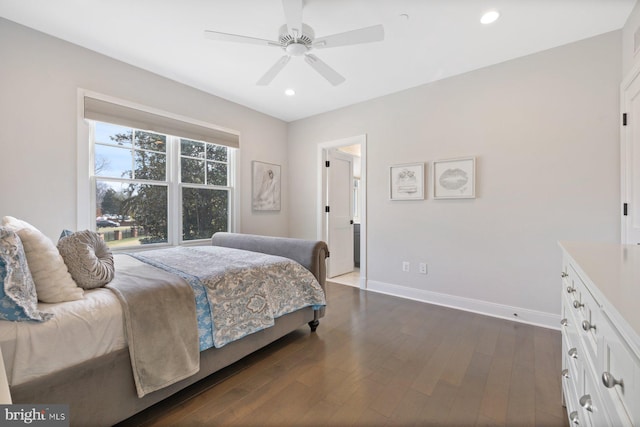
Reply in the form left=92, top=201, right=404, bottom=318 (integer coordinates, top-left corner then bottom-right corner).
left=129, top=246, right=326, bottom=350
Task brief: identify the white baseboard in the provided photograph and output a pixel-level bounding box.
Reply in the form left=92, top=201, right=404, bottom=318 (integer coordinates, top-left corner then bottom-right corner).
left=366, top=280, right=560, bottom=330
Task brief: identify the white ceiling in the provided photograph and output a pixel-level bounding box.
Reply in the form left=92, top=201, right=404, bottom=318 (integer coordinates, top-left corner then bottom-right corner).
left=0, top=0, right=635, bottom=122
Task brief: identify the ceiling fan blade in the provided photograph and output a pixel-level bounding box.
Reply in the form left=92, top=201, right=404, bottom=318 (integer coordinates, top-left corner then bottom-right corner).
left=282, top=0, right=303, bottom=38
left=304, top=54, right=345, bottom=86
left=204, top=30, right=280, bottom=47
left=257, top=55, right=291, bottom=86
left=312, top=24, right=384, bottom=49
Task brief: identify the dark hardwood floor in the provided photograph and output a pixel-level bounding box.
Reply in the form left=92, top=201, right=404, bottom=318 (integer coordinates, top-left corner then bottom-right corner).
left=119, top=282, right=569, bottom=426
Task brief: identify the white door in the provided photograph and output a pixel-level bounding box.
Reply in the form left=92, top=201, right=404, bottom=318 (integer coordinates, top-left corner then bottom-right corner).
left=326, top=149, right=354, bottom=278
left=622, top=65, right=640, bottom=244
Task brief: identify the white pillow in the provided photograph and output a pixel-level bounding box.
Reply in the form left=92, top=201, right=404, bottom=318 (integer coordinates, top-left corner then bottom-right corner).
left=1, top=216, right=83, bottom=302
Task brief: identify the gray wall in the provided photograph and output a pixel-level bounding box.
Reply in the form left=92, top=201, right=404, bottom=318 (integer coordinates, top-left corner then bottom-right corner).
left=288, top=31, right=621, bottom=324
left=0, top=16, right=624, bottom=326
left=0, top=18, right=289, bottom=240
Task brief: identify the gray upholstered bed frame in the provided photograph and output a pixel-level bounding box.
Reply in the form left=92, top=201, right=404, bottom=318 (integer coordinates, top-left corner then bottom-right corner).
left=9, top=232, right=329, bottom=427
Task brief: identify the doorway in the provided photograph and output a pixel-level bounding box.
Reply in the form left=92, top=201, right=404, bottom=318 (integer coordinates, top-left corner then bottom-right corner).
left=326, top=148, right=354, bottom=278
left=621, top=61, right=640, bottom=244
left=317, top=135, right=367, bottom=289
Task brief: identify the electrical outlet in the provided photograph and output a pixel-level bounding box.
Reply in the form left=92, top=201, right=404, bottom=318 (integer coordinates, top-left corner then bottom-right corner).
left=402, top=261, right=410, bottom=272
left=419, top=263, right=427, bottom=274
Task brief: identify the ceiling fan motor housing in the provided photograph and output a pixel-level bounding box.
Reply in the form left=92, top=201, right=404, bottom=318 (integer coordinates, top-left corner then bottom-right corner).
left=279, top=23, right=314, bottom=56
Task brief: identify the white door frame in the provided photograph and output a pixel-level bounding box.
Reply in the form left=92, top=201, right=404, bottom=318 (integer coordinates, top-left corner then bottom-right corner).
left=621, top=58, right=640, bottom=243
left=317, top=134, right=367, bottom=289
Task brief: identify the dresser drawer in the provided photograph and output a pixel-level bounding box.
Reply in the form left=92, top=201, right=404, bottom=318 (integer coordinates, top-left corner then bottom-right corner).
left=563, top=326, right=588, bottom=426
left=580, top=364, right=614, bottom=427
left=562, top=293, right=586, bottom=406
left=567, top=265, right=601, bottom=364
left=599, top=313, right=638, bottom=426
left=562, top=351, right=586, bottom=426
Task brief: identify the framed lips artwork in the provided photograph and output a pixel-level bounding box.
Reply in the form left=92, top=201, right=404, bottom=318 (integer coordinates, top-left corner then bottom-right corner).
left=433, top=157, right=476, bottom=199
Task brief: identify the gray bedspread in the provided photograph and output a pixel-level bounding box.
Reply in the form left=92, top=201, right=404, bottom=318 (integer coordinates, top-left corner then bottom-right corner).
left=129, top=246, right=326, bottom=349
left=107, top=246, right=325, bottom=398
left=107, top=255, right=199, bottom=398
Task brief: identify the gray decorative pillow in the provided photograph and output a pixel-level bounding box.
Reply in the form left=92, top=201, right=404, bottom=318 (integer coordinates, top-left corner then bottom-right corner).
left=57, top=230, right=115, bottom=289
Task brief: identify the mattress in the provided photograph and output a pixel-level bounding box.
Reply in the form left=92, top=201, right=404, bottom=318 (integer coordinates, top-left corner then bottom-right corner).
left=0, top=288, right=125, bottom=386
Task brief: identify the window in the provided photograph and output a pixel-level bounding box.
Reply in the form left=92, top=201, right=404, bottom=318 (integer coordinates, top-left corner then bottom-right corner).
left=91, top=120, right=235, bottom=248
left=179, top=139, right=230, bottom=241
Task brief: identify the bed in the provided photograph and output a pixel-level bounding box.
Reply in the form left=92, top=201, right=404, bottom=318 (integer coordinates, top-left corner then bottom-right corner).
left=0, top=228, right=328, bottom=427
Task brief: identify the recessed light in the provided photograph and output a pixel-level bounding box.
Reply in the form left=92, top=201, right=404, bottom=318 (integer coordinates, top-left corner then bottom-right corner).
left=399, top=13, right=409, bottom=21
left=480, top=10, right=500, bottom=25
left=284, top=88, right=296, bottom=96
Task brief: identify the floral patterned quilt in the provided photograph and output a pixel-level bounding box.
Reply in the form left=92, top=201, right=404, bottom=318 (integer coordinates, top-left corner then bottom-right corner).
left=129, top=246, right=325, bottom=349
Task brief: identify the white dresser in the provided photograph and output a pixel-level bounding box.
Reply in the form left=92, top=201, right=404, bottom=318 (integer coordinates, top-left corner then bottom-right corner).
left=559, top=242, right=640, bottom=426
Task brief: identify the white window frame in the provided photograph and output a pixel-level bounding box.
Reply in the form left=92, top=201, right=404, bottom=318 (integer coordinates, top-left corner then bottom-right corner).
left=77, top=90, right=240, bottom=249
left=174, top=136, right=237, bottom=245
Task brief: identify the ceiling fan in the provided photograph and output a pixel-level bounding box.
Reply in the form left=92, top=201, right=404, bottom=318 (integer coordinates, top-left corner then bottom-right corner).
left=204, top=0, right=384, bottom=86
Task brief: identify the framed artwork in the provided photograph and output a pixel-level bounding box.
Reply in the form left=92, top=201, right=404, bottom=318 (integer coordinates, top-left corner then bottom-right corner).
left=389, top=163, right=425, bottom=200
left=433, top=157, right=476, bottom=199
left=252, top=161, right=281, bottom=211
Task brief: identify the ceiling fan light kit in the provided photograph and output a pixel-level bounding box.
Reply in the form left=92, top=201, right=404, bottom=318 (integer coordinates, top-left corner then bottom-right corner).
left=204, top=0, right=384, bottom=86
left=279, top=23, right=314, bottom=55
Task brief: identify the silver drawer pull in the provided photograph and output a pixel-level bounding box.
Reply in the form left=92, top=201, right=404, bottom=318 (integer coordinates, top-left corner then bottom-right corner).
left=569, top=411, right=580, bottom=425
left=562, top=272, right=569, bottom=278
left=602, top=371, right=624, bottom=389
left=567, top=285, right=576, bottom=293
left=572, top=300, right=584, bottom=309
left=568, top=347, right=578, bottom=359
left=561, top=369, right=569, bottom=379
left=581, top=320, right=596, bottom=332
left=561, top=318, right=568, bottom=327
left=579, top=394, right=593, bottom=412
